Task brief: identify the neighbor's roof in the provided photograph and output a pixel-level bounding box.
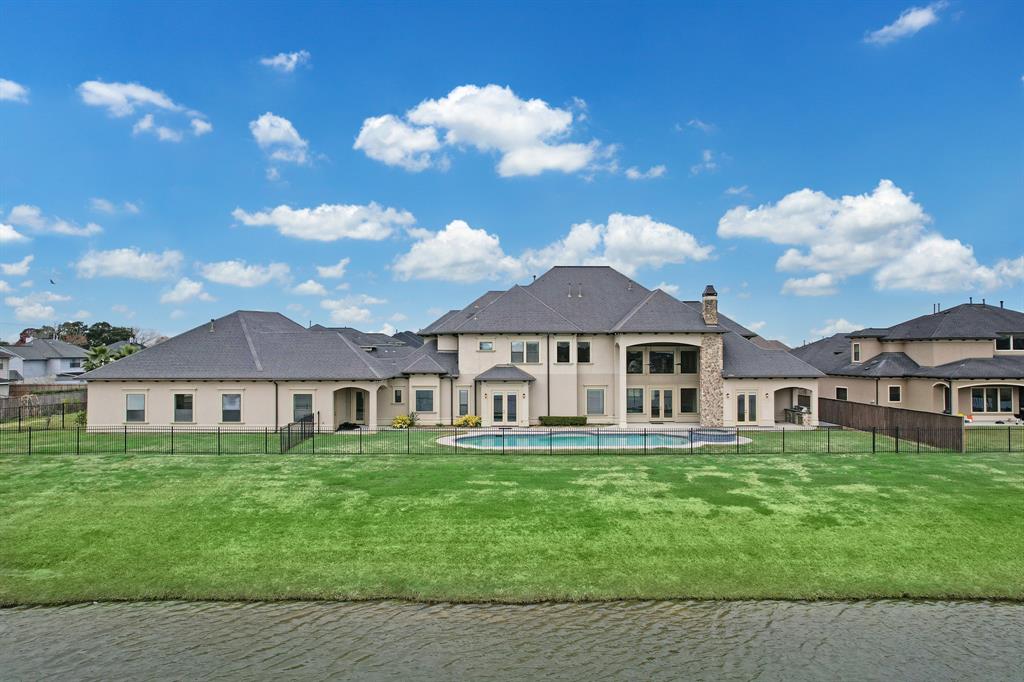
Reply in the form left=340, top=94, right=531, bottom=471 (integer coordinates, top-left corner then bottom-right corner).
left=830, top=352, right=922, bottom=378
left=790, top=334, right=853, bottom=374
left=849, top=303, right=1024, bottom=341
left=476, top=364, right=536, bottom=382
left=1, top=339, right=88, bottom=360
left=911, top=356, right=1024, bottom=380
left=83, top=311, right=456, bottom=381
left=420, top=266, right=728, bottom=335
left=721, top=333, right=824, bottom=379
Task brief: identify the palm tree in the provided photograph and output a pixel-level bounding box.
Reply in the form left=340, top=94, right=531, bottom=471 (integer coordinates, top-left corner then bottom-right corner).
left=113, top=344, right=139, bottom=359
left=84, top=345, right=112, bottom=370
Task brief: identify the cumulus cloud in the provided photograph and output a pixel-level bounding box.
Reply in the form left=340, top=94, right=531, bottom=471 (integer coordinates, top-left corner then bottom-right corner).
left=190, top=118, right=213, bottom=136
left=160, top=277, right=215, bottom=304
left=90, top=198, right=141, bottom=215
left=690, top=149, right=718, bottom=175
left=725, top=185, right=750, bottom=196
left=354, top=84, right=613, bottom=177
left=290, top=279, right=327, bottom=296
left=250, top=112, right=309, bottom=165
left=781, top=273, right=840, bottom=297
left=260, top=50, right=311, bottom=73
left=5, top=291, right=71, bottom=322
left=77, top=248, right=183, bottom=280
left=395, top=213, right=712, bottom=283
left=317, top=257, right=350, bottom=279
left=198, top=259, right=290, bottom=287
left=654, top=282, right=680, bottom=296
left=375, top=323, right=398, bottom=336
left=865, top=1, right=947, bottom=45
left=7, top=205, right=102, bottom=237
left=78, top=80, right=210, bottom=139
left=232, top=202, right=413, bottom=241
left=813, top=318, right=864, bottom=337
left=718, top=179, right=1022, bottom=294
left=319, top=294, right=385, bottom=324
left=0, top=223, right=28, bottom=243
left=0, top=78, right=29, bottom=103
left=1, top=255, right=34, bottom=276
left=625, top=165, right=667, bottom=180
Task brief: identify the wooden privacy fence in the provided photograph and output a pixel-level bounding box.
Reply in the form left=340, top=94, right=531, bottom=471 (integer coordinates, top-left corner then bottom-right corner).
left=819, top=397, right=964, bottom=451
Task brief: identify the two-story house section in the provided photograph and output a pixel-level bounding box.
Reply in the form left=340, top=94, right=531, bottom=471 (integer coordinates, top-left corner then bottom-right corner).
left=0, top=339, right=88, bottom=386
left=792, top=301, right=1024, bottom=422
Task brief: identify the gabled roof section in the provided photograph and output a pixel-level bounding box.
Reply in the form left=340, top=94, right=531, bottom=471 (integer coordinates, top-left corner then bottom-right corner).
left=614, top=289, right=723, bottom=333
left=721, top=332, right=824, bottom=379
left=681, top=301, right=756, bottom=337
left=831, top=352, right=920, bottom=378
left=477, top=364, right=536, bottom=381
left=850, top=303, right=1024, bottom=341
left=444, top=285, right=583, bottom=333
left=912, top=356, right=1024, bottom=380
left=790, top=334, right=853, bottom=374
left=3, top=339, right=88, bottom=360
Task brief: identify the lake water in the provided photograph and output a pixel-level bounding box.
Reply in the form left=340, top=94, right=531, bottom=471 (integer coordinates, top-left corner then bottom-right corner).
left=0, top=600, right=1021, bottom=680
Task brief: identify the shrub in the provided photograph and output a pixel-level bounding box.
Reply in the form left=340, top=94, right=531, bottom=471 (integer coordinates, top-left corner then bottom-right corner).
left=539, top=416, right=587, bottom=426
left=392, top=413, right=419, bottom=429
left=74, top=411, right=87, bottom=427
left=454, top=414, right=482, bottom=428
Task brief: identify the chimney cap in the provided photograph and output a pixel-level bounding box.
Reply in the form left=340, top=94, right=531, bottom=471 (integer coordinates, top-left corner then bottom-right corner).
left=702, top=285, right=718, bottom=297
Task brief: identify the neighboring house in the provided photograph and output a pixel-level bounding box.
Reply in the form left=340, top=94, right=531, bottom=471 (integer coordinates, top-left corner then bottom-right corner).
left=106, top=340, right=143, bottom=354
left=792, top=302, right=1024, bottom=422
left=0, top=339, right=88, bottom=386
left=0, top=348, right=18, bottom=398
left=83, top=266, right=822, bottom=429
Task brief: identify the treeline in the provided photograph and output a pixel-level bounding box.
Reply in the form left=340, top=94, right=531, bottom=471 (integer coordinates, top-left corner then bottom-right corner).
left=15, top=321, right=144, bottom=348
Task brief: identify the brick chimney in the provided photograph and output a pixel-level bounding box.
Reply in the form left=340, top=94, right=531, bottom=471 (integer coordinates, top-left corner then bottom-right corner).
left=701, top=284, right=718, bottom=325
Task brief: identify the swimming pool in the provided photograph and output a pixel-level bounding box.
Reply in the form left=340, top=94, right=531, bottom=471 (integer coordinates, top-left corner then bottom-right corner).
left=450, top=429, right=742, bottom=450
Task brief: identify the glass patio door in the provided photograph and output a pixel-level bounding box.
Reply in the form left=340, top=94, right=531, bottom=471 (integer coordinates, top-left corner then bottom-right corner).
left=492, top=392, right=518, bottom=425
left=650, top=389, right=674, bottom=420
left=736, top=392, right=757, bottom=424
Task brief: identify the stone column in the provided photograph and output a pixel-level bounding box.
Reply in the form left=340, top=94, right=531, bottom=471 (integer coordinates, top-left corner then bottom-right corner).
left=616, top=338, right=628, bottom=427
left=699, top=334, right=724, bottom=426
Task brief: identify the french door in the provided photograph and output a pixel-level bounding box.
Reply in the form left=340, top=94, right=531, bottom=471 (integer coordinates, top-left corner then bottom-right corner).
left=650, top=389, right=674, bottom=420
left=736, top=392, right=757, bottom=424
left=492, top=392, right=518, bottom=425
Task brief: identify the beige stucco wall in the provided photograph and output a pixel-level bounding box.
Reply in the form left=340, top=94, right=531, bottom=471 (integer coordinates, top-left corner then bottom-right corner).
left=722, top=378, right=819, bottom=427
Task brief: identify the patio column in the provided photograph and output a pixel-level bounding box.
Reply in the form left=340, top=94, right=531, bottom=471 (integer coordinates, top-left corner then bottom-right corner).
left=616, top=338, right=627, bottom=427
left=366, top=384, right=378, bottom=431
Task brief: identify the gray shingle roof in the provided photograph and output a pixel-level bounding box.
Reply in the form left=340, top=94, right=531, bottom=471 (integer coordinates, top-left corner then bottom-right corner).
left=850, top=303, right=1024, bottom=341
left=2, top=339, right=88, bottom=360
left=721, top=333, right=824, bottom=379
left=613, top=290, right=725, bottom=333
left=476, top=364, right=536, bottom=382
left=912, top=356, right=1024, bottom=380
left=790, top=334, right=853, bottom=373
left=830, top=352, right=921, bottom=378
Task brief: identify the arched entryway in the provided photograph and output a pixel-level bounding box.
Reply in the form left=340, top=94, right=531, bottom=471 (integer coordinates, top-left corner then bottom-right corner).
left=333, top=387, right=371, bottom=429
left=932, top=382, right=951, bottom=414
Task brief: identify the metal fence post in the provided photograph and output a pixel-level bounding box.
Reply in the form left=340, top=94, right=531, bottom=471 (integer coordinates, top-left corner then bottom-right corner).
left=311, top=427, right=315, bottom=455
left=781, top=427, right=785, bottom=454
left=872, top=427, right=876, bottom=453
left=170, top=425, right=174, bottom=455
left=917, top=427, right=920, bottom=454
left=18, top=407, right=22, bottom=433
left=643, top=428, right=648, bottom=455
left=76, top=426, right=80, bottom=456
left=124, top=425, right=127, bottom=454
left=689, top=428, right=694, bottom=455
left=501, top=428, right=505, bottom=456
left=895, top=426, right=900, bottom=454
left=827, top=427, right=831, bottom=454
left=217, top=427, right=221, bottom=455
left=549, top=428, right=553, bottom=456
left=61, top=403, right=65, bottom=429
left=27, top=426, right=31, bottom=455
left=736, top=427, right=740, bottom=455
left=359, top=427, right=363, bottom=455
left=1010, top=426, right=1013, bottom=453
left=407, top=427, right=411, bottom=455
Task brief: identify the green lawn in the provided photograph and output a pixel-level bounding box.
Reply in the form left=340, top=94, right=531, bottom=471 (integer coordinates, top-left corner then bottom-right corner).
left=1, top=451, right=1021, bottom=605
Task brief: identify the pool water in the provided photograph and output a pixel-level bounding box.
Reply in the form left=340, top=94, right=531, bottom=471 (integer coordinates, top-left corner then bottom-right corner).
left=455, top=430, right=737, bottom=449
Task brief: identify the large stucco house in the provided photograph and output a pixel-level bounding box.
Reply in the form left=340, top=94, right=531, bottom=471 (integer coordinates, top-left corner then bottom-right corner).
left=792, top=302, right=1024, bottom=422
left=83, top=266, right=823, bottom=429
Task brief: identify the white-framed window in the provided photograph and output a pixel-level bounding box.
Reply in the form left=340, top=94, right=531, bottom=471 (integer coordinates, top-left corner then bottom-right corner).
left=835, top=386, right=849, bottom=401
left=853, top=343, right=861, bottom=362
left=125, top=393, right=146, bottom=422
left=173, top=393, right=194, bottom=422
left=649, top=350, right=675, bottom=374
left=626, top=350, right=644, bottom=374
left=293, top=393, right=313, bottom=422
left=888, top=385, right=902, bottom=403
left=971, top=386, right=1014, bottom=413
left=556, top=341, right=571, bottom=363
left=585, top=388, right=605, bottom=415
left=458, top=388, right=470, bottom=416
left=995, top=335, right=1024, bottom=351
left=511, top=340, right=540, bottom=364
left=69, top=358, right=83, bottom=368
left=577, top=341, right=591, bottom=363
left=221, top=393, right=242, bottom=423
left=393, top=388, right=403, bottom=404
left=626, top=388, right=644, bottom=414
left=478, top=340, right=494, bottom=352
left=680, top=388, right=698, bottom=413
left=415, top=389, right=434, bottom=412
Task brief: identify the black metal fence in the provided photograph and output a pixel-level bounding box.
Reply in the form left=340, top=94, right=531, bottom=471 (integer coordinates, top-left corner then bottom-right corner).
left=0, top=401, right=87, bottom=429
left=1, top=424, right=1022, bottom=456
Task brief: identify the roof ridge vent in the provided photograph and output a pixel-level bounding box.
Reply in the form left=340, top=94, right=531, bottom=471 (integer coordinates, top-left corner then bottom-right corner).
left=209, top=318, right=215, bottom=332
left=577, top=282, right=583, bottom=298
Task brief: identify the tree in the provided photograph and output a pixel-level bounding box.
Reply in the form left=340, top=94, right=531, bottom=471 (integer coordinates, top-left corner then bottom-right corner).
left=57, top=321, right=90, bottom=347
left=114, top=344, right=139, bottom=359
left=84, top=345, right=113, bottom=371
left=86, top=322, right=134, bottom=348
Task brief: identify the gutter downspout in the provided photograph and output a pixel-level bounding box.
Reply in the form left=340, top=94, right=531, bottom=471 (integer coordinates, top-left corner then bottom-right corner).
left=273, top=381, right=279, bottom=431
left=546, top=334, right=551, bottom=418
left=947, top=379, right=954, bottom=415
left=874, top=379, right=879, bottom=405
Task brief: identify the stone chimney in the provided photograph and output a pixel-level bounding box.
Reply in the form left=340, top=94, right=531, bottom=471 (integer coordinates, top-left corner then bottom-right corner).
left=701, top=285, right=718, bottom=325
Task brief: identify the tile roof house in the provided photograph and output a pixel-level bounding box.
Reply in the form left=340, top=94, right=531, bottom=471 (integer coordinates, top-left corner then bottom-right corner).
left=83, top=266, right=823, bottom=429
left=792, top=302, right=1024, bottom=422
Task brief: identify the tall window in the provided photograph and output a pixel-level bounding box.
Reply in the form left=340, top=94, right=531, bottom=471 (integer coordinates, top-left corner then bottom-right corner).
left=649, top=351, right=674, bottom=374
left=173, top=394, right=193, bottom=422
left=888, top=385, right=901, bottom=403
left=125, top=393, right=146, bottom=422
left=293, top=394, right=313, bottom=422
left=415, top=389, right=434, bottom=412
left=586, top=388, right=605, bottom=415
left=680, top=388, right=698, bottom=413
left=556, top=341, right=571, bottom=363
left=679, top=350, right=698, bottom=374
left=393, top=388, right=403, bottom=404
left=835, top=387, right=848, bottom=401
left=511, top=341, right=540, bottom=363
left=626, top=350, right=644, bottom=374
left=577, top=341, right=591, bottom=363
left=626, top=388, right=644, bottom=414
left=222, top=394, right=241, bottom=422
left=853, top=343, right=861, bottom=362
left=458, top=388, right=470, bottom=416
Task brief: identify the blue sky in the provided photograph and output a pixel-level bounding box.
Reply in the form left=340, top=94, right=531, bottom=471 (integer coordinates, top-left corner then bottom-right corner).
left=1, top=0, right=1021, bottom=345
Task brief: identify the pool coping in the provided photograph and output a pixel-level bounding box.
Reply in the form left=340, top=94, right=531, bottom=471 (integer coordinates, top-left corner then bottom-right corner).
left=437, top=428, right=753, bottom=450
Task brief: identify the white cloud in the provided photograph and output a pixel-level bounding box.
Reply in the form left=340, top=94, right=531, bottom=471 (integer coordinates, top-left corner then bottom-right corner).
left=317, top=257, right=350, bottom=279
left=265, top=167, right=280, bottom=181
left=260, top=50, right=311, bottom=73
left=812, top=318, right=864, bottom=337
left=375, top=323, right=398, bottom=336
left=190, top=118, right=213, bottom=136
left=725, top=185, right=749, bottom=196
left=111, top=303, right=136, bottom=319
left=20, top=280, right=32, bottom=288
left=781, top=273, right=839, bottom=296
left=654, top=282, right=680, bottom=296
left=717, top=179, right=1024, bottom=294
left=291, top=279, right=327, bottom=296
left=0, top=281, right=11, bottom=293
left=232, top=202, right=413, bottom=241
left=683, top=119, right=716, bottom=133
left=8, top=205, right=102, bottom=237
left=90, top=198, right=140, bottom=214
left=160, top=277, right=215, bottom=304
left=390, top=312, right=408, bottom=322
left=199, top=259, right=290, bottom=287
left=865, top=1, right=947, bottom=45
left=625, top=165, right=667, bottom=180
left=78, top=80, right=209, bottom=138
left=0, top=223, right=28, bottom=243
left=355, top=84, right=612, bottom=177
left=397, top=213, right=712, bottom=283
left=72, top=309, right=92, bottom=320
left=77, top=248, right=183, bottom=280
left=0, top=78, right=29, bottom=103
left=690, top=149, right=718, bottom=175
left=170, top=309, right=186, bottom=320
left=9, top=302, right=55, bottom=322
left=1, top=255, right=33, bottom=276
left=250, top=112, right=309, bottom=164
left=320, top=294, right=383, bottom=324
left=746, top=321, right=767, bottom=333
